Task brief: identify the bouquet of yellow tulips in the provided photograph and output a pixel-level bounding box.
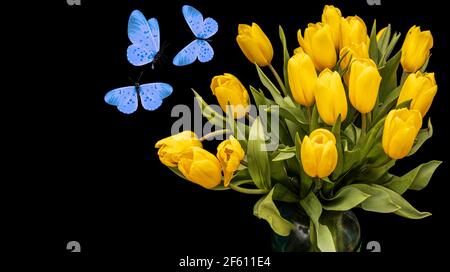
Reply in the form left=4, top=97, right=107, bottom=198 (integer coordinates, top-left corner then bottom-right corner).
left=155, top=5, right=440, bottom=252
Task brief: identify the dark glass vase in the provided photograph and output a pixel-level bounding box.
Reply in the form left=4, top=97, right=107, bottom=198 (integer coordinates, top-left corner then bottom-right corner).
left=271, top=204, right=361, bottom=252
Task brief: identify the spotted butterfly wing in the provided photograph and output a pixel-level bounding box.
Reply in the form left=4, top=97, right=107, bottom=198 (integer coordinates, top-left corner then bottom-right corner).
left=127, top=10, right=160, bottom=66
left=104, top=83, right=172, bottom=114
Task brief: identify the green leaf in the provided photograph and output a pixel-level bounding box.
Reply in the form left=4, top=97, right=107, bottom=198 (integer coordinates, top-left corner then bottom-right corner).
left=373, top=184, right=432, bottom=219
left=369, top=20, right=379, bottom=64
left=247, top=118, right=271, bottom=189
left=384, top=161, right=442, bottom=194
left=256, top=65, right=289, bottom=107
left=322, top=186, right=370, bottom=211
left=279, top=25, right=292, bottom=97
left=250, top=86, right=275, bottom=107
left=266, top=105, right=308, bottom=127
left=310, top=105, right=319, bottom=132
left=272, top=152, right=296, bottom=161
left=409, top=118, right=433, bottom=156
left=343, top=123, right=361, bottom=148
left=377, top=24, right=391, bottom=54
left=420, top=54, right=431, bottom=73
left=350, top=184, right=401, bottom=213
left=300, top=192, right=336, bottom=252
left=272, top=183, right=299, bottom=203
left=379, top=32, right=401, bottom=66
left=358, top=159, right=396, bottom=184
left=193, top=89, right=226, bottom=128
left=331, top=115, right=343, bottom=179
left=378, top=50, right=401, bottom=102
left=253, top=188, right=294, bottom=236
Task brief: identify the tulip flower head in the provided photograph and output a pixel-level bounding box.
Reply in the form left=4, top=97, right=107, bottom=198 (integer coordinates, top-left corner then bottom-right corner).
left=288, top=48, right=318, bottom=107
left=382, top=108, right=422, bottom=160
left=298, top=22, right=337, bottom=71
left=178, top=146, right=222, bottom=189
left=349, top=59, right=382, bottom=113
left=217, top=136, right=245, bottom=187
left=236, top=23, right=274, bottom=67
left=301, top=128, right=338, bottom=178
left=155, top=131, right=202, bottom=167
left=315, top=69, right=348, bottom=125
left=401, top=26, right=433, bottom=73
left=211, top=73, right=250, bottom=119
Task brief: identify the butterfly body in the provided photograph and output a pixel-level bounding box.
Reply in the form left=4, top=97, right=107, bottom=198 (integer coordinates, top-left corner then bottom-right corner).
left=104, top=82, right=172, bottom=114
left=173, top=5, right=218, bottom=66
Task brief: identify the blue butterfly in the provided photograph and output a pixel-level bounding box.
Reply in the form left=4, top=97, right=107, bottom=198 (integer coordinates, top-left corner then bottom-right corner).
left=172, top=5, right=218, bottom=66
left=104, top=83, right=173, bottom=114
left=127, top=10, right=161, bottom=67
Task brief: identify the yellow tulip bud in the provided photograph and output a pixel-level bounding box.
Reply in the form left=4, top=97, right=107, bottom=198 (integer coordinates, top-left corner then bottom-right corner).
left=301, top=128, right=338, bottom=178
left=377, top=27, right=388, bottom=41
left=211, top=73, right=250, bottom=119
left=216, top=136, right=245, bottom=187
left=397, top=72, right=437, bottom=117
left=236, top=23, right=274, bottom=67
left=340, top=16, right=369, bottom=50
left=315, top=69, right=348, bottom=125
left=382, top=108, right=422, bottom=159
left=178, top=146, right=222, bottom=189
left=349, top=59, right=382, bottom=113
left=298, top=23, right=337, bottom=71
left=287, top=48, right=317, bottom=107
left=321, top=5, right=343, bottom=49
left=155, top=131, right=202, bottom=167
left=401, top=26, right=433, bottom=73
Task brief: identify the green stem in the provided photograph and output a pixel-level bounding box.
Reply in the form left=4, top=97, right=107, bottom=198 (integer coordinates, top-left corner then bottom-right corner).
left=200, top=129, right=231, bottom=141
left=268, top=64, right=286, bottom=94
left=245, top=112, right=255, bottom=123
left=361, top=113, right=367, bottom=136
left=400, top=71, right=409, bottom=86
left=229, top=180, right=269, bottom=194
left=307, top=106, right=312, bottom=127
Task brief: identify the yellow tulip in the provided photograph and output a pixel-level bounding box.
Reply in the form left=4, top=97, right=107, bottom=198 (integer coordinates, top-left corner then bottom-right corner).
left=349, top=59, right=382, bottom=113
left=287, top=48, right=317, bottom=107
left=401, top=26, right=433, bottom=73
left=211, top=73, right=250, bottom=119
left=298, top=23, right=337, bottom=71
left=339, top=42, right=369, bottom=69
left=155, top=131, right=202, bottom=167
left=216, top=136, right=245, bottom=187
left=301, top=128, right=338, bottom=178
left=340, top=16, right=369, bottom=50
left=339, top=42, right=369, bottom=85
left=397, top=72, right=437, bottom=117
left=236, top=23, right=274, bottom=66
left=321, top=5, right=343, bottom=49
left=315, top=69, right=348, bottom=125
left=382, top=108, right=422, bottom=159
left=178, top=146, right=222, bottom=189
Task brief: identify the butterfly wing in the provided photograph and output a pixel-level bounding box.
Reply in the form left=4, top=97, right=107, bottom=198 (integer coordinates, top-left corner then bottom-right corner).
left=104, top=86, right=138, bottom=114
left=172, top=40, right=200, bottom=66
left=181, top=5, right=204, bottom=38
left=127, top=10, right=159, bottom=66
left=139, top=83, right=173, bottom=111
left=147, top=18, right=160, bottom=52
left=197, top=40, right=214, bottom=63
left=198, top=18, right=218, bottom=39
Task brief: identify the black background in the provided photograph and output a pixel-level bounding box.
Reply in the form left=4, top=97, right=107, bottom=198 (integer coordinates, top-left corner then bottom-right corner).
left=16, top=0, right=450, bottom=267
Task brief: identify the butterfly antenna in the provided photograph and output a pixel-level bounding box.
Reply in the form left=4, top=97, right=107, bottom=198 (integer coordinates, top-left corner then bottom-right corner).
left=137, top=71, right=144, bottom=83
